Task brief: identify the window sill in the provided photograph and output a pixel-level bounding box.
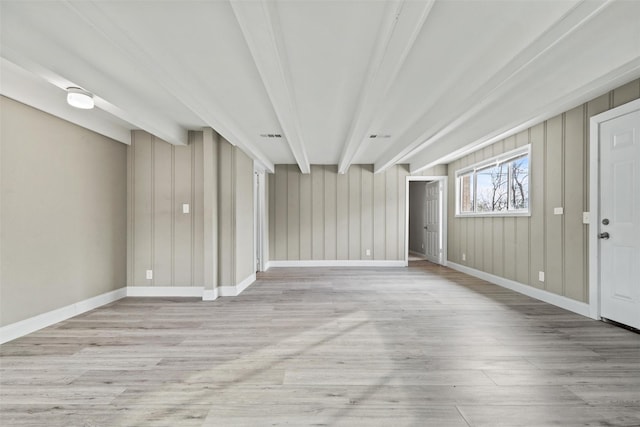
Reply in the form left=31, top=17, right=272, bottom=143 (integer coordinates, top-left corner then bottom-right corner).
left=455, top=211, right=531, bottom=218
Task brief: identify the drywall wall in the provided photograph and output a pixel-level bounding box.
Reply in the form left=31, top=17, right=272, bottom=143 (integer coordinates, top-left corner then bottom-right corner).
left=268, top=164, right=409, bottom=261
left=447, top=78, right=640, bottom=303
left=127, top=130, right=254, bottom=289
left=0, top=96, right=127, bottom=326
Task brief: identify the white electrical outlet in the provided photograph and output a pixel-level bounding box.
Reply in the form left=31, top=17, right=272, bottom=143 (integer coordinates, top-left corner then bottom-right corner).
left=462, top=253, right=466, bottom=261
left=538, top=271, right=545, bottom=282
left=582, top=212, right=590, bottom=224
left=554, top=207, right=564, bottom=215
left=146, top=270, right=153, bottom=280
left=182, top=203, right=190, bottom=214
left=365, top=249, right=371, bottom=256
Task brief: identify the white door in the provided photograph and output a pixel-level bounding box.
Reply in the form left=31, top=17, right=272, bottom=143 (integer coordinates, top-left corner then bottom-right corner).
left=599, top=108, right=640, bottom=329
left=424, top=181, right=440, bottom=264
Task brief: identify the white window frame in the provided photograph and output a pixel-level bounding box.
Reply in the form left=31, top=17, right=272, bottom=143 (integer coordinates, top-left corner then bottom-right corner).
left=455, top=145, right=531, bottom=217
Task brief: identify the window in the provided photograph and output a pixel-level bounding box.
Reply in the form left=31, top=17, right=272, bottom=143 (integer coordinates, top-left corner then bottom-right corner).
left=456, top=146, right=530, bottom=216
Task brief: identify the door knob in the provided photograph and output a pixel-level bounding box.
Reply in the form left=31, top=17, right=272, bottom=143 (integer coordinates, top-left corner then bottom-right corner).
left=599, top=232, right=610, bottom=239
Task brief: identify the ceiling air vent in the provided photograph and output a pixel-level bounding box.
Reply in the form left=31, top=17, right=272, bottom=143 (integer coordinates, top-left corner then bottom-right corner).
left=260, top=133, right=282, bottom=138
left=369, top=134, right=391, bottom=139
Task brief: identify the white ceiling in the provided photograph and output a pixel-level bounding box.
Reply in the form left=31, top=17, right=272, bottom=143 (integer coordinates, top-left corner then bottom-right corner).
left=1, top=0, right=639, bottom=174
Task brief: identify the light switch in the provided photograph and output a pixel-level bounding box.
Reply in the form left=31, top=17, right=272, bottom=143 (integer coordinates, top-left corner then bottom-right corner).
left=554, top=207, right=564, bottom=215
left=539, top=271, right=545, bottom=282
left=582, top=212, right=590, bottom=224
left=182, top=203, right=190, bottom=214
left=146, top=270, right=153, bottom=280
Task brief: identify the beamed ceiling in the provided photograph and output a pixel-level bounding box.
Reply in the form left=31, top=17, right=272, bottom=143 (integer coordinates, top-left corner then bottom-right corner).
left=1, top=0, right=639, bottom=173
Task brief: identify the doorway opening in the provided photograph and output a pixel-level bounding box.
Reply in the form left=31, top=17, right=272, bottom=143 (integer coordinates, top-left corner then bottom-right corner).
left=405, top=175, right=447, bottom=266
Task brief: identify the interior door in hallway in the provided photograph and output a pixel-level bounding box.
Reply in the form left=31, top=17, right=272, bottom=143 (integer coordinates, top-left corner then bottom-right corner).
left=599, top=108, right=640, bottom=329
left=424, top=181, right=441, bottom=264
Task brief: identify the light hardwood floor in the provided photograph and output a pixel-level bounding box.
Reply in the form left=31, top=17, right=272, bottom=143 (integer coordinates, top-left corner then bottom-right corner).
left=1, top=262, right=639, bottom=426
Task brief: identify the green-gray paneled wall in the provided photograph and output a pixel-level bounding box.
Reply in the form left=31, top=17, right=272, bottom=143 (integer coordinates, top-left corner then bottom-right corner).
left=127, top=130, right=255, bottom=289
left=447, top=78, right=640, bottom=303
left=128, top=130, right=202, bottom=288
left=268, top=164, right=409, bottom=261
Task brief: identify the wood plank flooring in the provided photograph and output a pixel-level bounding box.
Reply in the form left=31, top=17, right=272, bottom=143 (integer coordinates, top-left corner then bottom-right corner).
left=1, top=261, right=639, bottom=426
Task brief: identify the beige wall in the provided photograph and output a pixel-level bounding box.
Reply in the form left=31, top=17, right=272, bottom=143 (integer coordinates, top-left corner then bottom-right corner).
left=1, top=96, right=127, bottom=326
left=218, top=139, right=255, bottom=285
left=268, top=164, right=409, bottom=261
left=128, top=130, right=254, bottom=289
left=447, top=78, right=640, bottom=303
left=127, top=130, right=202, bottom=287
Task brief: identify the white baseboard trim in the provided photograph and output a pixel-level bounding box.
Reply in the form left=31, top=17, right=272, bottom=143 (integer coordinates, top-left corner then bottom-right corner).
left=127, top=280, right=257, bottom=299
left=0, top=277, right=260, bottom=344
left=447, top=261, right=591, bottom=318
left=219, top=273, right=257, bottom=297
left=202, top=289, right=218, bottom=301
left=0, top=287, right=127, bottom=344
left=267, top=260, right=407, bottom=268
left=126, top=286, right=204, bottom=297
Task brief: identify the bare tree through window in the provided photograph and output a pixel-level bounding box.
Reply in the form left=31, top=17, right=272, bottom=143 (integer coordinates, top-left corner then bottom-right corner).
left=457, top=149, right=530, bottom=215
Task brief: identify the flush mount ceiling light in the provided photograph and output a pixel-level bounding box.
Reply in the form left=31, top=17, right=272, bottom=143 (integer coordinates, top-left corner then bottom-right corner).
left=66, top=87, right=94, bottom=109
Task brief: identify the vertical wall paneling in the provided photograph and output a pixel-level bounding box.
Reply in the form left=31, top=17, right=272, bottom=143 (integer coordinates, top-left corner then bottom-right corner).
left=529, top=123, right=545, bottom=289
left=173, top=142, right=193, bottom=286
left=474, top=217, right=483, bottom=271
left=268, top=164, right=408, bottom=261
left=398, top=166, right=408, bottom=258
left=299, top=170, right=312, bottom=260
left=418, top=164, right=448, bottom=176
left=218, top=141, right=234, bottom=285
left=311, top=165, right=324, bottom=259
left=287, top=165, right=301, bottom=260
left=132, top=132, right=153, bottom=285
left=361, top=165, right=373, bottom=259
left=274, top=165, right=288, bottom=260
left=128, top=129, right=254, bottom=290
left=545, top=115, right=564, bottom=295
left=373, top=169, right=386, bottom=259
left=153, top=141, right=173, bottom=286
left=385, top=167, right=399, bottom=260
left=336, top=170, right=349, bottom=260
left=324, top=166, right=338, bottom=259
left=515, top=217, right=530, bottom=285
left=613, top=79, right=640, bottom=108
left=503, top=136, right=516, bottom=281
left=234, top=149, right=254, bottom=282
left=348, top=166, right=361, bottom=259
left=564, top=105, right=586, bottom=301
left=268, top=169, right=276, bottom=260
left=127, top=131, right=135, bottom=286
left=446, top=79, right=640, bottom=303
left=193, top=131, right=205, bottom=289
left=448, top=160, right=459, bottom=264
